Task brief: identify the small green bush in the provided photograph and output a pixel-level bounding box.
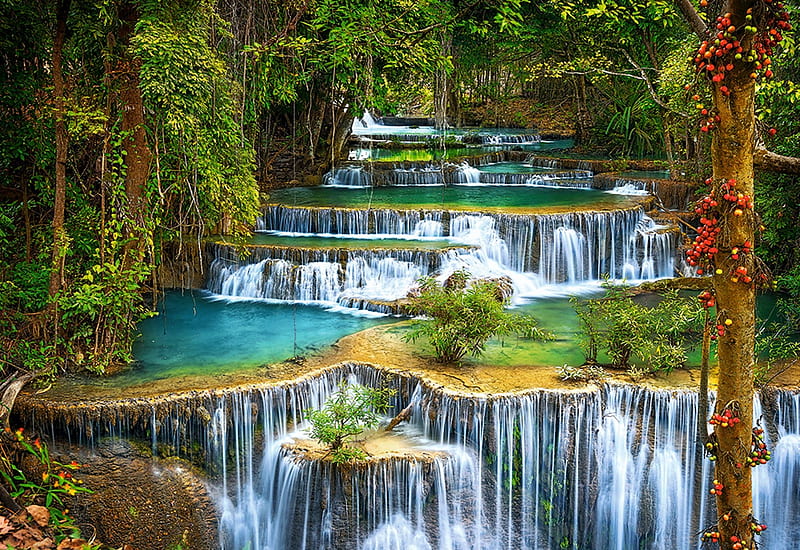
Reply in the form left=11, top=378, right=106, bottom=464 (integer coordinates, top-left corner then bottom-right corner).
left=404, top=271, right=552, bottom=363
left=571, top=281, right=704, bottom=374
left=304, top=382, right=396, bottom=462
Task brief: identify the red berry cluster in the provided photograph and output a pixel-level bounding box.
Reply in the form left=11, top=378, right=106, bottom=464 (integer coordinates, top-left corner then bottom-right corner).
left=690, top=2, right=791, bottom=132
left=710, top=406, right=741, bottom=427
left=720, top=179, right=754, bottom=217
left=702, top=529, right=721, bottom=544
left=713, top=317, right=733, bottom=339
left=687, top=188, right=721, bottom=272
left=730, top=241, right=753, bottom=262
left=729, top=534, right=752, bottom=550
left=698, top=290, right=716, bottom=309
left=693, top=12, right=742, bottom=83
left=710, top=478, right=725, bottom=496
left=746, top=427, right=772, bottom=466
left=750, top=521, right=768, bottom=534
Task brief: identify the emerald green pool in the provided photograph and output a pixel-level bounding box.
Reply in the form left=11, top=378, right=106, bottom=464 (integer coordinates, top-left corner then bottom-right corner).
left=348, top=140, right=574, bottom=162
left=118, top=292, right=394, bottom=386
left=268, top=185, right=630, bottom=212
left=477, top=161, right=564, bottom=174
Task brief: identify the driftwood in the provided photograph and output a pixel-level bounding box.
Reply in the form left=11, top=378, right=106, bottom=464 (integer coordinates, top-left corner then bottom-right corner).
left=0, top=373, right=32, bottom=429
left=1, top=372, right=31, bottom=513
left=384, top=403, right=413, bottom=432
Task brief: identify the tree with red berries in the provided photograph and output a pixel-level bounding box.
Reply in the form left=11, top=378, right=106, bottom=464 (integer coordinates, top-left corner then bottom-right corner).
left=676, top=1, right=798, bottom=549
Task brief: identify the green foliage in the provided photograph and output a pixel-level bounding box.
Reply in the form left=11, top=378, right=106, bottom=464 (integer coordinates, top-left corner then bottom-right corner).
left=555, top=363, right=608, bottom=382
left=58, top=214, right=154, bottom=374
left=133, top=0, right=260, bottom=235
left=405, top=271, right=552, bottom=363
left=304, top=382, right=396, bottom=461
left=754, top=321, right=800, bottom=387
left=0, top=427, right=92, bottom=542
left=602, top=86, right=662, bottom=157
left=571, top=282, right=704, bottom=374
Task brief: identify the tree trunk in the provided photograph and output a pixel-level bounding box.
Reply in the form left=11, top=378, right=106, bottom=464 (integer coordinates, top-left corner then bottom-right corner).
left=573, top=74, right=592, bottom=146
left=434, top=35, right=451, bottom=130
left=709, top=8, right=757, bottom=547
left=117, top=2, right=153, bottom=269
left=47, top=0, right=71, bottom=304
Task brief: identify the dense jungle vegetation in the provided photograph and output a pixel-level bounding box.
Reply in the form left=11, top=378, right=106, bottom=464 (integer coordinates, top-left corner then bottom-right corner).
left=0, top=0, right=797, bottom=376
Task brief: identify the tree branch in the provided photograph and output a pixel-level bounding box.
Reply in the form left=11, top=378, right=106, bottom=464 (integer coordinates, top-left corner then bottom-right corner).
left=675, top=0, right=708, bottom=38
left=754, top=148, right=800, bottom=175
left=617, top=48, right=690, bottom=118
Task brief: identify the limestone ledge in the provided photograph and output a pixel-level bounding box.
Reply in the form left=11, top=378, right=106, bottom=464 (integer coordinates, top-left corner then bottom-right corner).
left=262, top=197, right=652, bottom=216
left=14, top=320, right=800, bottom=433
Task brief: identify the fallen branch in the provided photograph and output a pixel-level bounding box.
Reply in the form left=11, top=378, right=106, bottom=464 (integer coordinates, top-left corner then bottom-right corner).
left=0, top=374, right=33, bottom=429
left=384, top=403, right=413, bottom=432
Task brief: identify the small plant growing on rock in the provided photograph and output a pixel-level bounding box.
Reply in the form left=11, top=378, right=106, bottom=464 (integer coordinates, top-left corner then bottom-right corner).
left=404, top=270, right=552, bottom=363
left=304, top=382, right=396, bottom=463
left=556, top=363, right=608, bottom=382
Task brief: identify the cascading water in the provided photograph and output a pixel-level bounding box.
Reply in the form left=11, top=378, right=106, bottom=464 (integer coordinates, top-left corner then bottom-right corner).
left=35, top=364, right=787, bottom=550
left=228, top=205, right=677, bottom=309
left=321, top=163, right=593, bottom=188
left=607, top=178, right=656, bottom=196
left=207, top=248, right=453, bottom=307
left=20, top=365, right=800, bottom=550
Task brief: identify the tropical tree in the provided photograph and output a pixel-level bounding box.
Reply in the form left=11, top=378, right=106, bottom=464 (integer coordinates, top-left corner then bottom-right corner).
left=304, top=382, right=396, bottom=463
left=674, top=1, right=800, bottom=548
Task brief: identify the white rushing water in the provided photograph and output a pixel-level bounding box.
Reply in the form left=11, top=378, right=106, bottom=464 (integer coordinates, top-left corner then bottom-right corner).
left=210, top=206, right=676, bottom=312
left=180, top=366, right=800, bottom=550
left=25, top=365, right=797, bottom=549
left=321, top=163, right=592, bottom=188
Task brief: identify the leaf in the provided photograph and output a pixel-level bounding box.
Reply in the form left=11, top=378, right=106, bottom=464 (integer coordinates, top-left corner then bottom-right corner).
left=26, top=505, right=50, bottom=527
left=57, top=538, right=89, bottom=549
left=0, top=516, right=12, bottom=536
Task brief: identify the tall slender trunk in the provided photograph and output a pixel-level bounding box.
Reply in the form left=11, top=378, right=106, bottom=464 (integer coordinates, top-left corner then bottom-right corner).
left=434, top=35, right=451, bottom=130
left=573, top=74, right=592, bottom=146
left=709, top=10, right=757, bottom=546
left=47, top=0, right=71, bottom=305
left=117, top=2, right=152, bottom=269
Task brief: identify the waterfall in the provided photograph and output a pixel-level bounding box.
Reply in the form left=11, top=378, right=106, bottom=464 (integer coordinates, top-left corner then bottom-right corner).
left=324, top=166, right=372, bottom=187
left=243, top=206, right=678, bottom=308
left=454, top=162, right=482, bottom=185
left=535, top=210, right=676, bottom=282
left=352, top=110, right=381, bottom=131
left=203, top=368, right=798, bottom=550
left=19, top=365, right=800, bottom=550
left=207, top=248, right=454, bottom=308
left=607, top=178, right=656, bottom=196
left=320, top=164, right=593, bottom=188
left=461, top=133, right=542, bottom=145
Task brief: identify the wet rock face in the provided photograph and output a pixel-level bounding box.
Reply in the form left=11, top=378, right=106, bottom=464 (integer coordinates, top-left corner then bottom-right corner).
left=59, top=440, right=217, bottom=550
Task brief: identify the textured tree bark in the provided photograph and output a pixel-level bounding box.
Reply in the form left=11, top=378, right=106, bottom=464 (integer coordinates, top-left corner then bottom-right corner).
left=753, top=147, right=800, bottom=175
left=117, top=2, right=153, bottom=269
left=709, top=4, right=757, bottom=547
left=47, top=0, right=71, bottom=302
